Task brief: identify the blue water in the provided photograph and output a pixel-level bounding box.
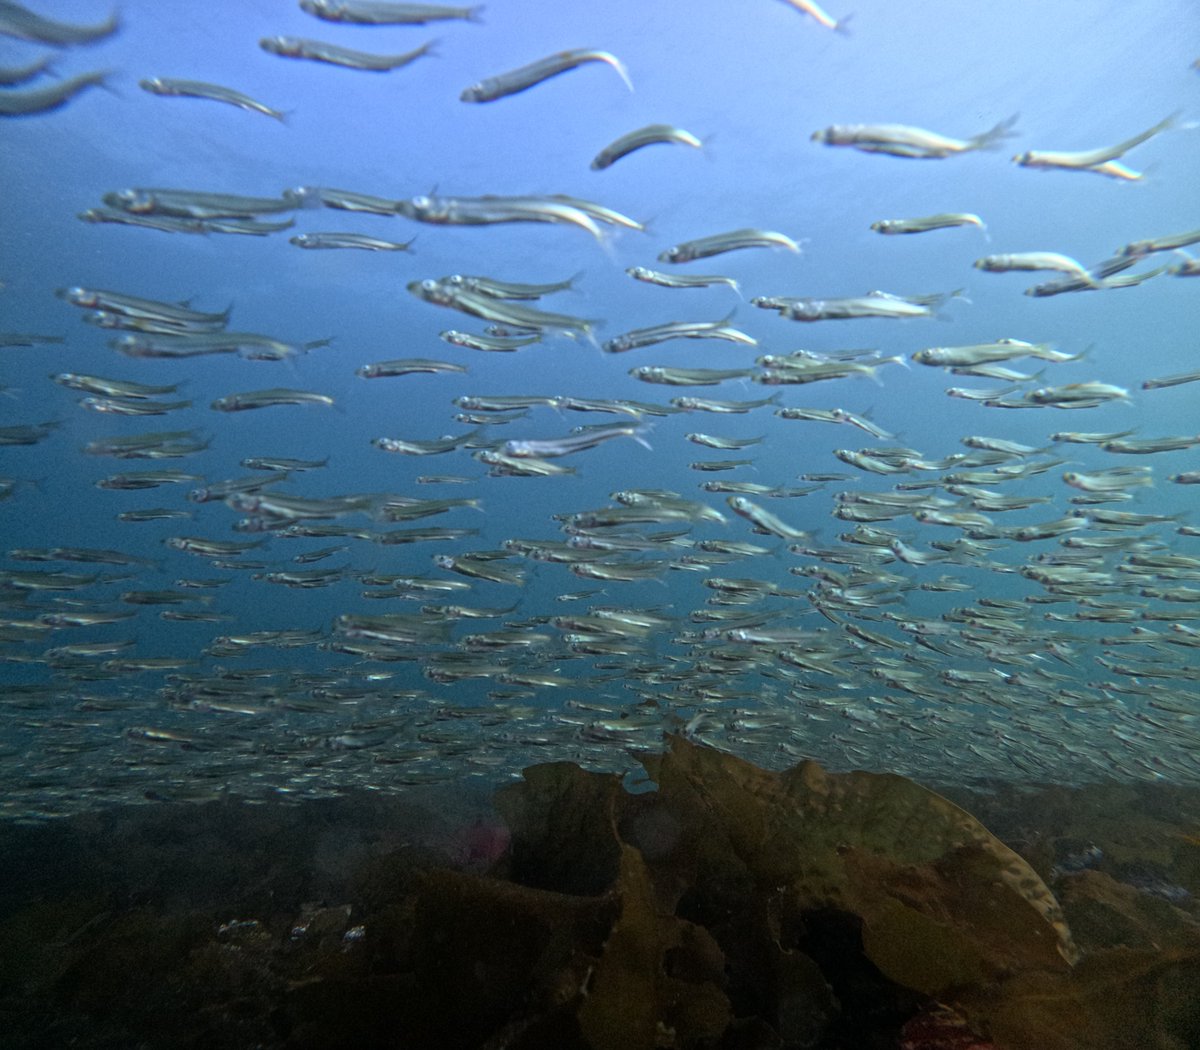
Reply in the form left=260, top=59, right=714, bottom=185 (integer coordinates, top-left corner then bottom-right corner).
left=2, top=0, right=1199, bottom=813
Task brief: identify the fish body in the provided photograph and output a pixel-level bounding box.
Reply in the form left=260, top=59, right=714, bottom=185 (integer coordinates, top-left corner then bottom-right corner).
left=912, top=339, right=1073, bottom=368
left=0, top=1, right=118, bottom=45
left=461, top=48, right=631, bottom=102
left=290, top=232, right=414, bottom=250
left=261, top=35, right=435, bottom=70
left=872, top=212, right=984, bottom=235
left=632, top=366, right=753, bottom=386
left=812, top=114, right=1019, bottom=158
left=300, top=0, right=482, bottom=24
left=211, top=388, right=336, bottom=412
left=765, top=290, right=950, bottom=321
left=626, top=266, right=740, bottom=293
left=975, top=252, right=1098, bottom=284
left=603, top=314, right=756, bottom=353
left=0, top=69, right=110, bottom=116
left=408, top=279, right=598, bottom=339
left=104, top=188, right=296, bottom=219
left=357, top=358, right=466, bottom=378
left=139, top=78, right=287, bottom=121
left=778, top=0, right=850, bottom=32
left=441, top=330, right=540, bottom=351
left=659, top=228, right=800, bottom=262
left=727, top=496, right=808, bottom=540
left=591, top=124, right=702, bottom=169
left=0, top=55, right=54, bottom=85
left=57, top=287, right=231, bottom=328
left=439, top=272, right=579, bottom=299
left=1013, top=112, right=1179, bottom=173
left=502, top=424, right=650, bottom=459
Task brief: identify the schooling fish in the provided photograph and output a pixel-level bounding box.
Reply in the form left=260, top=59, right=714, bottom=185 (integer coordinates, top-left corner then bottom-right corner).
left=461, top=48, right=632, bottom=102
left=299, top=0, right=482, bottom=24
left=139, top=78, right=288, bottom=121
left=0, top=1, right=118, bottom=45
left=1013, top=112, right=1180, bottom=176
left=260, top=36, right=436, bottom=71
left=0, top=69, right=110, bottom=117
left=590, top=124, right=702, bottom=169
left=812, top=114, right=1019, bottom=158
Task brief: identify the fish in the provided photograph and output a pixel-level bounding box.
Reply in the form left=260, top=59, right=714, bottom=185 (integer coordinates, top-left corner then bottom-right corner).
left=52, top=373, right=184, bottom=398
left=57, top=287, right=231, bottom=328
left=912, top=339, right=1076, bottom=368
left=290, top=232, right=414, bottom=250
left=591, top=124, right=703, bottom=169
left=1142, top=368, right=1200, bottom=391
left=299, top=1, right=483, bottom=25
left=283, top=185, right=399, bottom=215
left=763, top=289, right=961, bottom=321
left=373, top=427, right=485, bottom=455
left=356, top=358, right=466, bottom=378
left=871, top=213, right=985, bottom=235
left=1013, top=112, right=1180, bottom=176
left=0, top=55, right=54, bottom=85
left=1118, top=225, right=1200, bottom=258
left=438, top=272, right=580, bottom=299
left=1026, top=381, right=1131, bottom=407
left=631, top=366, right=755, bottom=386
left=111, top=331, right=330, bottom=362
left=501, top=424, right=651, bottom=459
left=974, top=252, right=1101, bottom=285
left=441, top=329, right=540, bottom=352
left=461, top=49, right=632, bottom=102
left=0, top=70, right=111, bottom=117
left=603, top=313, right=756, bottom=353
left=260, top=36, right=436, bottom=71
left=0, top=1, right=118, bottom=45
left=659, top=228, right=801, bottom=262
left=395, top=193, right=603, bottom=239
left=139, top=78, right=288, bottom=121
left=103, top=188, right=296, bottom=219
left=812, top=114, right=1019, bottom=158
left=0, top=332, right=64, bottom=347
left=727, top=496, right=808, bottom=540
left=210, top=389, right=337, bottom=412
left=625, top=266, right=740, bottom=294
left=670, top=393, right=781, bottom=413
left=778, top=0, right=850, bottom=32
left=408, top=279, right=599, bottom=340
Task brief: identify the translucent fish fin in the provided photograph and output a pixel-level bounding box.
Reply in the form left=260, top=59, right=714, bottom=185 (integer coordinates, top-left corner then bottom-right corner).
left=607, top=54, right=634, bottom=93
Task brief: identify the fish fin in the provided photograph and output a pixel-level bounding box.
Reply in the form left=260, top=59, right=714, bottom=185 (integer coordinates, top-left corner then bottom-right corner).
left=95, top=72, right=121, bottom=99
left=834, top=12, right=854, bottom=35
left=303, top=338, right=334, bottom=351
left=467, top=5, right=485, bottom=22
left=971, top=112, right=1020, bottom=151
left=608, top=54, right=634, bottom=93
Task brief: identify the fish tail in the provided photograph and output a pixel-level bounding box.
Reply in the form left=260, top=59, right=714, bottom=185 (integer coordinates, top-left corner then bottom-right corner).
left=608, top=54, right=634, bottom=93
left=833, top=12, right=853, bottom=35
left=971, top=112, right=1020, bottom=151
left=467, top=5, right=486, bottom=22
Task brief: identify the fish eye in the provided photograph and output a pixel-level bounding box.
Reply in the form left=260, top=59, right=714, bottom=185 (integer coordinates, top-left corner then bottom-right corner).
left=412, top=195, right=431, bottom=209
left=421, top=279, right=437, bottom=291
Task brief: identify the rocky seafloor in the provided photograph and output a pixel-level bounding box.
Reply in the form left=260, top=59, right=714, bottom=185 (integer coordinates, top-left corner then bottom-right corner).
left=2, top=735, right=1198, bottom=1050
